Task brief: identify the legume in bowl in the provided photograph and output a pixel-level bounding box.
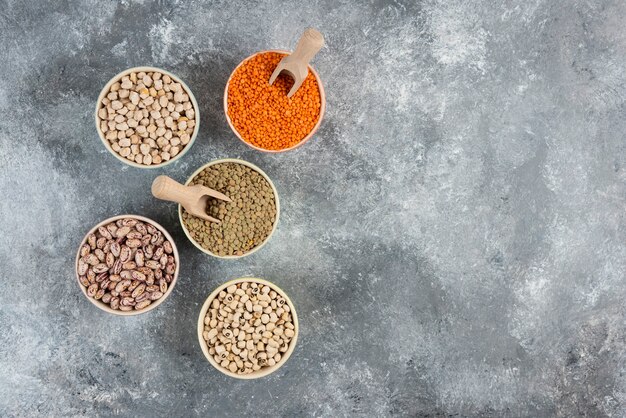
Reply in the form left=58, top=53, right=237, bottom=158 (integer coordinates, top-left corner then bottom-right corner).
left=95, top=66, right=199, bottom=168
left=179, top=159, right=280, bottom=258
left=224, top=50, right=325, bottom=153
left=197, top=277, right=298, bottom=379
left=75, top=214, right=179, bottom=315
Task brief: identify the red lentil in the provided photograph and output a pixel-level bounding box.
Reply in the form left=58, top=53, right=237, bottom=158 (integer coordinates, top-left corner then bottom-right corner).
left=227, top=52, right=322, bottom=151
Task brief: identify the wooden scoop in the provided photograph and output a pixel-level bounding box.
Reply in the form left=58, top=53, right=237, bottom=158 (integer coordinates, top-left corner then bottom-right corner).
left=269, top=28, right=324, bottom=98
left=151, top=175, right=231, bottom=223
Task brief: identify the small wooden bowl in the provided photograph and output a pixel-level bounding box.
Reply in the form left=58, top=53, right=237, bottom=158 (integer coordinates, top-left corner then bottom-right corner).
left=74, top=214, right=180, bottom=316
left=95, top=66, right=200, bottom=169
left=224, top=50, right=326, bottom=153
left=178, top=158, right=280, bottom=259
left=197, top=277, right=299, bottom=379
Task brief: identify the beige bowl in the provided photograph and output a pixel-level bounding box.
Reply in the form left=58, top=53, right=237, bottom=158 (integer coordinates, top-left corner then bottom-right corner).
left=95, top=66, right=200, bottom=169
left=74, top=214, right=180, bottom=316
left=178, top=158, right=280, bottom=259
left=224, top=50, right=326, bottom=153
left=197, top=277, right=299, bottom=379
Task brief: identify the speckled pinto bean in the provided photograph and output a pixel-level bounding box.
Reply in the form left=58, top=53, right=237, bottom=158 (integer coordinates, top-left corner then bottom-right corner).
left=77, top=218, right=175, bottom=311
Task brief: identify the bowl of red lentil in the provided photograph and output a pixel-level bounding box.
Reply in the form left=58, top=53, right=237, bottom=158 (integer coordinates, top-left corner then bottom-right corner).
left=224, top=50, right=326, bottom=153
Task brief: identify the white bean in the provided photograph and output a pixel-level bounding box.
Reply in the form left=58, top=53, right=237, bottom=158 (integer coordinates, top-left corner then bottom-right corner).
left=98, top=70, right=195, bottom=165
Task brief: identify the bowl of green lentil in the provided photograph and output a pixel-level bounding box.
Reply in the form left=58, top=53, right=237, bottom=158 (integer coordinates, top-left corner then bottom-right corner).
left=179, top=159, right=280, bottom=258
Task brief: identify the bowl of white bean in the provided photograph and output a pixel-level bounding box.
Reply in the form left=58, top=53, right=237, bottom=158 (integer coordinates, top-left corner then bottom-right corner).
left=95, top=66, right=199, bottom=168
left=197, top=278, right=298, bottom=379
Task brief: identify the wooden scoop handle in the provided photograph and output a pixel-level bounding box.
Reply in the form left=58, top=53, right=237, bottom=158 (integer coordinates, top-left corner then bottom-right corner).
left=151, top=175, right=194, bottom=207
left=289, top=28, right=324, bottom=67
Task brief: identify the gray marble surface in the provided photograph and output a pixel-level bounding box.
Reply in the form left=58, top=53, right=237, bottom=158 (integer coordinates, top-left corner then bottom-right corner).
left=1, top=0, right=625, bottom=417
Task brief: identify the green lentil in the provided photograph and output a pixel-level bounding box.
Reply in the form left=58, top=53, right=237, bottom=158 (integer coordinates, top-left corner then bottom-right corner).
left=182, top=162, right=277, bottom=256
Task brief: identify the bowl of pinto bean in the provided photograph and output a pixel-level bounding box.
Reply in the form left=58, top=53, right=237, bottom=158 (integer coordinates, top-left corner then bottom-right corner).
left=75, top=214, right=179, bottom=315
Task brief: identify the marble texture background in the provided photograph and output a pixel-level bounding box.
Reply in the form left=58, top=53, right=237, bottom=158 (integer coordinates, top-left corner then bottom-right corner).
left=1, top=0, right=625, bottom=416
